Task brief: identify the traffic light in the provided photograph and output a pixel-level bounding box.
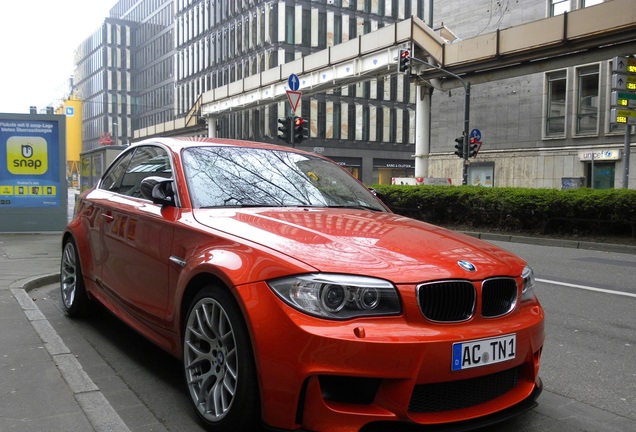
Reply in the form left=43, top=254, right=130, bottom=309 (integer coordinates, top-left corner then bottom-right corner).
left=293, top=116, right=308, bottom=144
left=454, top=136, right=464, bottom=158
left=468, top=137, right=479, bottom=158
left=398, top=49, right=411, bottom=74
left=278, top=117, right=291, bottom=144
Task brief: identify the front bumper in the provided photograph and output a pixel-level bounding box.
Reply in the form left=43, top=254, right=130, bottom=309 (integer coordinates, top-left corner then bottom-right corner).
left=236, top=281, right=545, bottom=432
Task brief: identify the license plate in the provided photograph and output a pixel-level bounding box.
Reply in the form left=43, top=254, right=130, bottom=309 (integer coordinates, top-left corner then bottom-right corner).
left=452, top=334, right=516, bottom=371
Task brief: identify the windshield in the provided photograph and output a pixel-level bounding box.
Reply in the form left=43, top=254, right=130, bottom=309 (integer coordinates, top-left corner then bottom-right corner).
left=182, top=146, right=386, bottom=211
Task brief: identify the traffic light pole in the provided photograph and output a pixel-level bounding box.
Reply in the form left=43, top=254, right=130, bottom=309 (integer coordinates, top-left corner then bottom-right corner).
left=462, top=82, right=471, bottom=186
left=410, top=57, right=471, bottom=185
left=289, top=113, right=295, bottom=148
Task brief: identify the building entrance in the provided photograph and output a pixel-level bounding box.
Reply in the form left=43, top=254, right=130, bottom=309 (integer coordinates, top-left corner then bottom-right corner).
left=586, top=162, right=615, bottom=189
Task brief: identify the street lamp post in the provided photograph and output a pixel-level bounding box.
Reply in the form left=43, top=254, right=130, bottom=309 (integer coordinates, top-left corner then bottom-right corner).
left=113, top=122, right=118, bottom=146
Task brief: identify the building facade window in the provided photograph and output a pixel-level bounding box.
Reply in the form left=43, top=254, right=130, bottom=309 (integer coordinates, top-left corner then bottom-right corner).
left=582, top=0, right=604, bottom=7
left=317, top=100, right=326, bottom=138
left=389, top=108, right=397, bottom=142
left=348, top=104, right=356, bottom=140
left=576, top=65, right=599, bottom=134
left=362, top=106, right=370, bottom=141
left=376, top=107, right=383, bottom=142
left=546, top=70, right=567, bottom=136
left=333, top=102, right=341, bottom=140
left=318, top=11, right=327, bottom=49
left=334, top=15, right=342, bottom=45
left=302, top=8, right=311, bottom=46
left=550, top=0, right=570, bottom=16
left=285, top=6, right=294, bottom=44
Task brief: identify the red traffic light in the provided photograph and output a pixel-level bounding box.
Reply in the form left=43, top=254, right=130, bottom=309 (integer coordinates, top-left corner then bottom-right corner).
left=294, top=117, right=305, bottom=127
left=398, top=49, right=411, bottom=73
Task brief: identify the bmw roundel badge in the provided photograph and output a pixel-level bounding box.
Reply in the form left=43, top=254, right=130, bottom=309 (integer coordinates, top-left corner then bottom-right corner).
left=457, top=260, right=476, bottom=272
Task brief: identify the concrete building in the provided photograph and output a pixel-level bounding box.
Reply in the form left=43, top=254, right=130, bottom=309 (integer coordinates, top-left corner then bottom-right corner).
left=73, top=0, right=635, bottom=189
left=426, top=0, right=633, bottom=189
left=73, top=0, right=174, bottom=151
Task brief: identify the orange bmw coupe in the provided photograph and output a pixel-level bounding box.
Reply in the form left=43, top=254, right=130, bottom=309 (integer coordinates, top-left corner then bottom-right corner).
left=61, top=137, right=544, bottom=431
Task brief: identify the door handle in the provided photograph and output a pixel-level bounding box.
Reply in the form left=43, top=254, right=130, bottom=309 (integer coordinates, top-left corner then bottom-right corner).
left=101, top=212, right=114, bottom=223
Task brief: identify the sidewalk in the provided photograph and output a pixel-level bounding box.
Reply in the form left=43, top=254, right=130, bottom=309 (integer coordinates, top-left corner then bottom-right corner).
left=0, top=233, right=129, bottom=432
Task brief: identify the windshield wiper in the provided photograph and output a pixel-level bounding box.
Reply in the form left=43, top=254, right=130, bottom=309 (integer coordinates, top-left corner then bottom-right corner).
left=324, top=204, right=384, bottom=212
left=200, top=203, right=279, bottom=209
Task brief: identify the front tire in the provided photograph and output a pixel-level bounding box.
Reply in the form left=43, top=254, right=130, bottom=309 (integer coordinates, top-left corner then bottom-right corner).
left=60, top=238, right=90, bottom=317
left=183, top=286, right=260, bottom=431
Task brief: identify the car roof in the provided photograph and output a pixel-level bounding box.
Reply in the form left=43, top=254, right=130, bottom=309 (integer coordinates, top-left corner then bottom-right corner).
left=131, top=137, right=311, bottom=155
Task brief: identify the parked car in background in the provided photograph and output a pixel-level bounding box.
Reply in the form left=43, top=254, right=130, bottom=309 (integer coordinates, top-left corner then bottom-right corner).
left=61, top=137, right=544, bottom=431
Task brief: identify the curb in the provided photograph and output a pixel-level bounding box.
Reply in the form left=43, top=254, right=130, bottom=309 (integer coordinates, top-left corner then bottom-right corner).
left=462, top=231, right=636, bottom=255
left=10, top=274, right=131, bottom=432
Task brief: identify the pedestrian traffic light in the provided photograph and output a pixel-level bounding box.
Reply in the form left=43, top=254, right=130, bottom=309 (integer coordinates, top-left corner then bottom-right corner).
left=468, top=137, right=479, bottom=158
left=454, top=136, right=464, bottom=158
left=398, top=49, right=411, bottom=74
left=293, top=116, right=308, bottom=144
left=278, top=117, right=291, bottom=144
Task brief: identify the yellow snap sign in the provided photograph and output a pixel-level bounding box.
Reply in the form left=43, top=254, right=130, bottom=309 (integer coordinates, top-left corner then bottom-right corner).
left=6, top=136, right=48, bottom=175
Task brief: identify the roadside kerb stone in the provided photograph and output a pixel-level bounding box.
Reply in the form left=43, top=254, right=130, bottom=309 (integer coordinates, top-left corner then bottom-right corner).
left=10, top=275, right=130, bottom=432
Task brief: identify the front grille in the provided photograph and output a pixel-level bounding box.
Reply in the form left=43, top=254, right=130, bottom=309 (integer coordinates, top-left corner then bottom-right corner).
left=408, top=367, right=520, bottom=413
left=417, top=281, right=476, bottom=322
left=482, top=278, right=518, bottom=318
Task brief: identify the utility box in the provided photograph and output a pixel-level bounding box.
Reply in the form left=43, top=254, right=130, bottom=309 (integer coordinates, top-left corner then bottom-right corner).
left=561, top=177, right=585, bottom=190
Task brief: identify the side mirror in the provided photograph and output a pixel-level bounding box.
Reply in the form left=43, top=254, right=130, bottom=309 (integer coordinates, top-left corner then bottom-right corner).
left=140, top=176, right=175, bottom=206
left=368, top=187, right=386, bottom=203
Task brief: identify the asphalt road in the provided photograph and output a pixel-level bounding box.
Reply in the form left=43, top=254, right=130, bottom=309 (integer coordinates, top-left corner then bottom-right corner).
left=31, top=241, right=636, bottom=432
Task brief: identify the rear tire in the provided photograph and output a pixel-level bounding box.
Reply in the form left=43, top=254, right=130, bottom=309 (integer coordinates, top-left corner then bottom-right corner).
left=183, top=286, right=261, bottom=431
left=60, top=238, right=90, bottom=317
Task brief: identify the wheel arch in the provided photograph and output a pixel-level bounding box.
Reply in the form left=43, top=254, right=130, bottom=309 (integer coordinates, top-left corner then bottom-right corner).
left=179, top=272, right=255, bottom=355
left=61, top=230, right=95, bottom=292
left=179, top=272, right=264, bottom=427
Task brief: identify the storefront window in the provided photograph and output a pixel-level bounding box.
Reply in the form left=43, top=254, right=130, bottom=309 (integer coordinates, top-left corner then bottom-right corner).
left=329, top=157, right=361, bottom=180
left=373, top=159, right=414, bottom=184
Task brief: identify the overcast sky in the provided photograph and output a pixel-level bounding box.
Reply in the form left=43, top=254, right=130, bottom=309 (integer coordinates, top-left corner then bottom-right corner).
left=0, top=0, right=117, bottom=114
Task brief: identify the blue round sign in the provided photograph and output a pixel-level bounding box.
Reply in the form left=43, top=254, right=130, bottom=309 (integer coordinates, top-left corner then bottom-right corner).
left=288, top=73, right=300, bottom=91
left=470, top=128, right=481, bottom=141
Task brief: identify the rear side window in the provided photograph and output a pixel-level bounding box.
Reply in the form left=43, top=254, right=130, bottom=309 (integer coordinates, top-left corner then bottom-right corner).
left=99, top=146, right=171, bottom=198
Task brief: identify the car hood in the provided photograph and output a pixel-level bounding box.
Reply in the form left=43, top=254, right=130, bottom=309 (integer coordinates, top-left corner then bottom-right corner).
left=192, top=208, right=525, bottom=283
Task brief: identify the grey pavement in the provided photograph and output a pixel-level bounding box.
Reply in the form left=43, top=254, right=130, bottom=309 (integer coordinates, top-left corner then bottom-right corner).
left=0, top=233, right=129, bottom=432
left=1, top=188, right=635, bottom=431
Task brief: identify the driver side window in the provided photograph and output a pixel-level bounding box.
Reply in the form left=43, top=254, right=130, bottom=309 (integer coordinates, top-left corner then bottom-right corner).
left=100, top=146, right=171, bottom=198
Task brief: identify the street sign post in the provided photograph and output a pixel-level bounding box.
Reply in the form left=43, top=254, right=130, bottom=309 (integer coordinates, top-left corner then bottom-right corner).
left=288, top=73, right=300, bottom=91
left=610, top=108, right=636, bottom=125
left=611, top=73, right=636, bottom=91
left=610, top=56, right=634, bottom=189
left=286, top=74, right=302, bottom=114
left=612, top=56, right=636, bottom=74
left=611, top=91, right=636, bottom=108
left=286, top=90, right=302, bottom=113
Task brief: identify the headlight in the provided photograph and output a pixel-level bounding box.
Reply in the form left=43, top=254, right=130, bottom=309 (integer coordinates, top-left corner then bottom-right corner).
left=521, top=265, right=536, bottom=301
left=268, top=274, right=401, bottom=320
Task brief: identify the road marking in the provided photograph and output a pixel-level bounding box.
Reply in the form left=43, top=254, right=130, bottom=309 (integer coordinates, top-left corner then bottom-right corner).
left=537, top=278, right=636, bottom=298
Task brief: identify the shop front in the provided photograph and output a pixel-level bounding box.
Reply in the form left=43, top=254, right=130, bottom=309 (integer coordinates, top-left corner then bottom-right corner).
left=373, top=158, right=415, bottom=184
left=579, top=149, right=621, bottom=189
